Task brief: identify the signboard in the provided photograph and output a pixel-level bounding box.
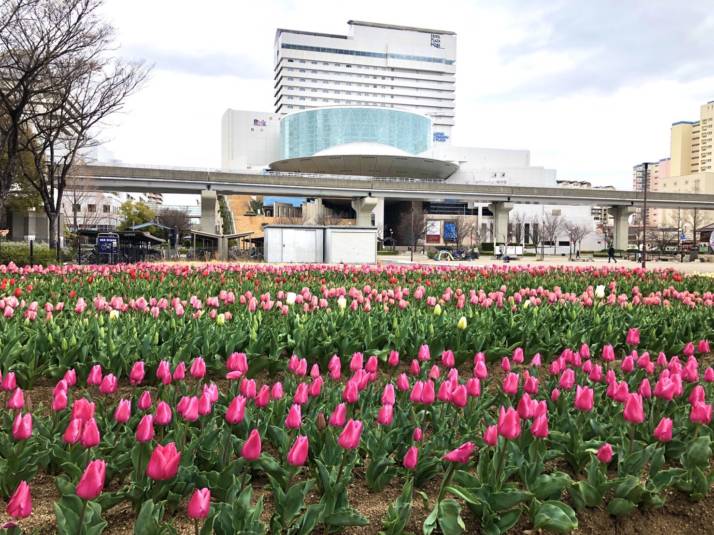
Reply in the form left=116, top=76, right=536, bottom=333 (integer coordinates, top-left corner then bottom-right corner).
left=430, top=34, right=441, bottom=48
left=426, top=220, right=441, bottom=244
left=97, top=234, right=118, bottom=254
left=433, top=132, right=449, bottom=143
left=444, top=222, right=457, bottom=243
left=253, top=119, right=267, bottom=127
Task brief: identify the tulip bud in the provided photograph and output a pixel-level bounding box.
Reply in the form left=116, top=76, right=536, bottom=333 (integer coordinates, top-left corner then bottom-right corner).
left=596, top=443, right=614, bottom=463
left=6, top=481, right=32, bottom=519
left=114, top=399, right=132, bottom=424
left=287, top=435, right=309, bottom=467
left=136, top=415, right=155, bottom=443
left=12, top=412, right=32, bottom=441
left=76, top=460, right=106, bottom=500
left=403, top=446, right=418, bottom=470
left=80, top=418, right=101, bottom=448
left=187, top=488, right=211, bottom=520
left=443, top=441, right=475, bottom=463
left=241, top=429, right=262, bottom=461
left=337, top=419, right=363, bottom=449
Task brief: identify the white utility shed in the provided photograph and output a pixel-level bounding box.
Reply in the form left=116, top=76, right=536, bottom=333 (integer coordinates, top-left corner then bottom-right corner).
left=263, top=225, right=377, bottom=264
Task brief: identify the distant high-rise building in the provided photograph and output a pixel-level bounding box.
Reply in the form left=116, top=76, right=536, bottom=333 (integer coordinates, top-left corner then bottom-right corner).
left=670, top=101, right=714, bottom=176
left=632, top=159, right=669, bottom=226
left=273, top=20, right=456, bottom=143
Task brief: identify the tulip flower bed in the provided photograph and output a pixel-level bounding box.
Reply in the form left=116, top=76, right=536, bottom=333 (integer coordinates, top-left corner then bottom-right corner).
left=0, top=262, right=712, bottom=533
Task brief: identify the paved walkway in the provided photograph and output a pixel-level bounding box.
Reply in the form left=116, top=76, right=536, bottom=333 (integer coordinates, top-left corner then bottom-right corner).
left=379, top=252, right=714, bottom=274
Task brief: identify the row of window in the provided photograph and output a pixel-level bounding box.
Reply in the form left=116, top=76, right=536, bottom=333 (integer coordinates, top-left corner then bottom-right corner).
left=278, top=68, right=454, bottom=87
left=278, top=87, right=453, bottom=104
left=280, top=43, right=455, bottom=65
left=72, top=204, right=114, bottom=213
left=280, top=58, right=453, bottom=79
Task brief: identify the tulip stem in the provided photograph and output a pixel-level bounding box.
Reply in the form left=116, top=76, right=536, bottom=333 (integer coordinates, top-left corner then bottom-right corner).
left=336, top=451, right=348, bottom=484
left=495, top=437, right=507, bottom=489
left=437, top=462, right=456, bottom=503
left=194, top=519, right=199, bottom=535
left=78, top=500, right=88, bottom=535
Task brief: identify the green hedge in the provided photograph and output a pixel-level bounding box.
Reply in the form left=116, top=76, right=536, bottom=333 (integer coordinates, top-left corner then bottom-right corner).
left=0, top=242, right=70, bottom=266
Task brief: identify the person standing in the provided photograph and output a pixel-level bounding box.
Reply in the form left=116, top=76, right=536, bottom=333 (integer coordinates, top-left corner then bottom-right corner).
left=608, top=244, right=617, bottom=263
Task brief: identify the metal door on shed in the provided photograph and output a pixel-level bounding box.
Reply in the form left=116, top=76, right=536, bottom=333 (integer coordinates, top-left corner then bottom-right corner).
left=326, top=229, right=377, bottom=263
left=282, top=228, right=321, bottom=262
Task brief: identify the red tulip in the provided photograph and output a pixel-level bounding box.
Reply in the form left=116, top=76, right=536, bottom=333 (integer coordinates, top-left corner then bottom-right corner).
left=623, top=393, right=645, bottom=424
left=6, top=481, right=31, bottom=519
left=597, top=443, right=613, bottom=463
left=76, top=460, right=106, bottom=500
left=12, top=412, right=32, bottom=440
left=241, top=429, right=262, bottom=461
left=80, top=417, right=101, bottom=448
left=187, top=488, right=211, bottom=520
left=136, top=415, right=155, bottom=443
left=403, top=446, right=418, bottom=470
left=497, top=407, right=521, bottom=440
left=146, top=442, right=181, bottom=481
left=443, top=441, right=475, bottom=463
left=653, top=417, right=673, bottom=442
left=337, top=419, right=363, bottom=449
left=287, top=435, right=309, bottom=466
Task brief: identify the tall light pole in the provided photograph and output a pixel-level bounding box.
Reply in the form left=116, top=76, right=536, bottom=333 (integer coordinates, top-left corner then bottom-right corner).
left=641, top=162, right=648, bottom=269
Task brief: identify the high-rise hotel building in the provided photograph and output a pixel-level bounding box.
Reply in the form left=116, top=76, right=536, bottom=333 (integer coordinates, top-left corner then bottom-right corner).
left=273, top=20, right=456, bottom=143
left=671, top=101, right=714, bottom=176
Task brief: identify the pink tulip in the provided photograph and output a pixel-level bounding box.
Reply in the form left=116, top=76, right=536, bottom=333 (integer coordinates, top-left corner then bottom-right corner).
left=80, top=418, right=101, bottom=448
left=329, top=403, right=347, bottom=427
left=241, top=429, right=262, bottom=461
left=136, top=415, right=155, bottom=443
left=621, top=356, right=635, bottom=374
left=198, top=392, right=213, bottom=416
left=190, top=357, right=206, bottom=379
left=403, top=446, right=418, bottom=470
left=443, top=441, right=475, bottom=463
left=396, top=373, right=410, bottom=392
left=412, top=427, right=423, bottom=442
left=531, top=414, right=549, bottom=438
left=474, top=360, right=488, bottom=379
left=381, top=384, right=396, bottom=405
left=559, top=369, right=575, bottom=390
left=551, top=388, right=561, bottom=402
left=187, top=488, right=211, bottom=520
left=114, top=399, right=131, bottom=423
left=623, top=393, right=645, bottom=424
left=638, top=379, right=652, bottom=399
left=417, top=344, right=430, bottom=362
left=626, top=328, right=640, bottom=346
left=287, top=435, right=309, bottom=466
left=451, top=385, right=468, bottom=408
left=377, top=404, right=394, bottom=426
left=155, top=401, right=173, bottom=426
left=421, top=380, right=435, bottom=404
left=285, top=404, right=302, bottom=429
left=466, top=377, right=481, bottom=397
left=697, top=340, right=710, bottom=354
left=502, top=373, right=519, bottom=395
left=99, top=374, right=118, bottom=395
left=690, top=401, right=712, bottom=424
left=225, top=396, right=246, bottom=424
left=6, top=481, right=32, bottom=519
left=271, top=382, right=284, bottom=399
left=227, top=352, right=248, bottom=373
left=338, top=419, right=363, bottom=449
left=501, top=357, right=511, bottom=372
left=138, top=391, right=152, bottom=411
left=497, top=407, right=521, bottom=440
left=64, top=368, right=77, bottom=387
left=2, top=371, right=17, bottom=391
left=76, top=460, right=106, bottom=500
left=705, top=368, right=714, bottom=383
left=6, top=388, right=24, bottom=409
left=129, top=361, right=145, bottom=385
left=574, top=385, right=594, bottom=412
left=601, top=344, right=615, bottom=362
left=87, top=365, right=102, bottom=386
left=12, top=412, right=32, bottom=440
left=181, top=397, right=199, bottom=422
left=597, top=443, right=614, bottom=463
left=483, top=425, right=498, bottom=446
left=512, top=347, right=524, bottom=364
left=683, top=342, right=695, bottom=357
left=146, top=442, right=181, bottom=480
left=350, top=352, right=364, bottom=371
left=173, top=361, right=186, bottom=381
left=653, top=417, right=673, bottom=442
left=52, top=390, right=68, bottom=412
left=388, top=350, right=400, bottom=367
left=72, top=398, right=95, bottom=421
left=365, top=355, right=378, bottom=373
left=63, top=418, right=83, bottom=444
left=530, top=353, right=542, bottom=367
left=409, top=359, right=421, bottom=376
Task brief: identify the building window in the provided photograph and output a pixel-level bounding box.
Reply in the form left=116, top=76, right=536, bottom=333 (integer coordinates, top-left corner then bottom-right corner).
left=87, top=204, right=96, bottom=213
left=102, top=205, right=111, bottom=213
left=72, top=203, right=80, bottom=213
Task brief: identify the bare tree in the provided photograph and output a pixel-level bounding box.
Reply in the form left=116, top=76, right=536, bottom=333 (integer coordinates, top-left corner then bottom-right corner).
left=511, top=211, right=527, bottom=245
left=453, top=216, right=475, bottom=248
left=0, top=0, right=119, bottom=228
left=540, top=212, right=563, bottom=256
left=564, top=220, right=590, bottom=259
left=157, top=208, right=191, bottom=235
left=4, top=0, right=149, bottom=247
left=647, top=227, right=677, bottom=256
left=397, top=202, right=428, bottom=261
left=529, top=215, right=542, bottom=257
left=684, top=209, right=714, bottom=247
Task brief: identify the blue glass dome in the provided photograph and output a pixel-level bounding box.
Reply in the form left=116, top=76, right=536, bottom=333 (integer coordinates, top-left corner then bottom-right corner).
left=280, top=106, right=432, bottom=159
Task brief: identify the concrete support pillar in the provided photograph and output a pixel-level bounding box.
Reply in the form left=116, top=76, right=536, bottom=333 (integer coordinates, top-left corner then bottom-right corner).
left=351, top=197, right=379, bottom=227
left=609, top=206, right=635, bottom=251
left=201, top=190, right=217, bottom=234
left=488, top=202, right=513, bottom=245
left=374, top=198, right=385, bottom=231
left=218, top=236, right=228, bottom=261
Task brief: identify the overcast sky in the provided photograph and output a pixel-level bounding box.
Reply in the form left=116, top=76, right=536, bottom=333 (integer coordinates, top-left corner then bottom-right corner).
left=98, top=0, right=714, bottom=190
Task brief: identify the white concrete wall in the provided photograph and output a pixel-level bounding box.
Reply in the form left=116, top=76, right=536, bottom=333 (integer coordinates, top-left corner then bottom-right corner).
left=221, top=110, right=281, bottom=170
